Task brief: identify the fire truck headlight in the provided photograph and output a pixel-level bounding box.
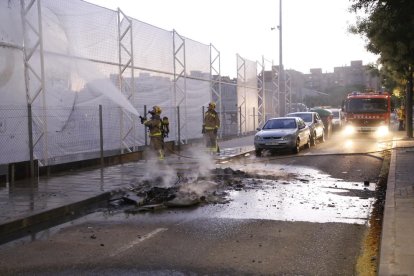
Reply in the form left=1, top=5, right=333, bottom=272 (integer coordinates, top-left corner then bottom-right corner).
left=376, top=126, right=389, bottom=137
left=344, top=125, right=355, bottom=136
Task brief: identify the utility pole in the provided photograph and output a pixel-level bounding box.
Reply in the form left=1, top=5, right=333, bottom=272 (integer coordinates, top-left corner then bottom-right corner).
left=279, top=0, right=283, bottom=69
left=278, top=0, right=286, bottom=115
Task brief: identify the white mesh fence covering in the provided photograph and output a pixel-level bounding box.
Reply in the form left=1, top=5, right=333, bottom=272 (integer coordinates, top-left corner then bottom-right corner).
left=0, top=1, right=28, bottom=164
left=237, top=56, right=259, bottom=135
left=244, top=59, right=259, bottom=131
left=132, top=19, right=173, bottom=74
left=0, top=0, right=265, bottom=166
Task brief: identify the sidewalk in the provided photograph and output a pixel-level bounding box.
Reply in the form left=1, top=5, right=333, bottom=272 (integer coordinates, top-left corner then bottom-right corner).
left=0, top=134, right=413, bottom=275
left=379, top=138, right=414, bottom=275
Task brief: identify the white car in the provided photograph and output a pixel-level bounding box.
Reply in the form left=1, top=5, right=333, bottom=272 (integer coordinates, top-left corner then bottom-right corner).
left=254, top=117, right=311, bottom=156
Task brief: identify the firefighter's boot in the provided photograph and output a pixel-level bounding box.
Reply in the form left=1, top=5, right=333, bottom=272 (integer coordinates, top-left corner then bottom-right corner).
left=158, top=149, right=165, bottom=160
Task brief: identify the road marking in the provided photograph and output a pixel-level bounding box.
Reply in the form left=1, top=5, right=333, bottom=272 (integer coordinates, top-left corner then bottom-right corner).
left=110, top=227, right=168, bottom=257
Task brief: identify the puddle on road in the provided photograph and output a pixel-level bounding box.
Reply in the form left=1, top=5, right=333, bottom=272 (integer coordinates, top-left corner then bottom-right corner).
left=209, top=163, right=376, bottom=224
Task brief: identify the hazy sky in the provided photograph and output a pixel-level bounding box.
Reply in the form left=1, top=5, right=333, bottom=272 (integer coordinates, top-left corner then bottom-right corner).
left=86, top=0, right=378, bottom=77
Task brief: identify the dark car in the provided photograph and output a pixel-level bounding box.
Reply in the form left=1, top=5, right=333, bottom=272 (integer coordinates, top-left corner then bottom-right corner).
left=254, top=117, right=311, bottom=156
left=310, top=108, right=333, bottom=139
left=286, top=111, right=325, bottom=145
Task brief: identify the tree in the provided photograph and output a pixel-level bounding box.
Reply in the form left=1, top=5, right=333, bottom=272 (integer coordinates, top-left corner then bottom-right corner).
left=349, top=0, right=414, bottom=137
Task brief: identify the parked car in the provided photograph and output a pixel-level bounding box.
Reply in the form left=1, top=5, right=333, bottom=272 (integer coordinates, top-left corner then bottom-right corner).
left=327, top=108, right=344, bottom=131
left=309, top=108, right=333, bottom=139
left=286, top=111, right=325, bottom=145
left=254, top=117, right=311, bottom=156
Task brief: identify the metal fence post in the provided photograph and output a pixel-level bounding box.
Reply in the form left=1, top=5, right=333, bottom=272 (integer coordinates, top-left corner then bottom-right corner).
left=253, top=107, right=256, bottom=131
left=177, top=106, right=181, bottom=150
left=144, top=105, right=148, bottom=146
left=99, top=105, right=104, bottom=167
left=202, top=105, right=205, bottom=128
left=27, top=103, right=34, bottom=178
left=222, top=105, right=226, bottom=137
left=239, top=105, right=242, bottom=136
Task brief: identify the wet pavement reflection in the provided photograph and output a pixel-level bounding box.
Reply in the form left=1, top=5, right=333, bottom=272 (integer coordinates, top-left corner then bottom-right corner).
left=210, top=163, right=376, bottom=224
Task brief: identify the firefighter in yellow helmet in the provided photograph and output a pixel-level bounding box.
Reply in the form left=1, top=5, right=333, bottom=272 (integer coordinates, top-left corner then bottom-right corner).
left=397, top=105, right=406, bottom=131
left=141, top=105, right=165, bottom=160
left=202, top=101, right=220, bottom=153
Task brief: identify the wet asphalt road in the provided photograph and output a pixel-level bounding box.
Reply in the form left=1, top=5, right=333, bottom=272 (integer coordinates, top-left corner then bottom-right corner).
left=0, top=131, right=392, bottom=275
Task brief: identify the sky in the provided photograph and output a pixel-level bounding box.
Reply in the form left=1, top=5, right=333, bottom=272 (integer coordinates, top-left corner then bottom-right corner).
left=86, top=0, right=378, bottom=78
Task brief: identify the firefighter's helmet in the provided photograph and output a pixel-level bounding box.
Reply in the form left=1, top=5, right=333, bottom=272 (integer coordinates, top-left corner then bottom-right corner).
left=153, top=105, right=162, bottom=114
left=208, top=102, right=216, bottom=109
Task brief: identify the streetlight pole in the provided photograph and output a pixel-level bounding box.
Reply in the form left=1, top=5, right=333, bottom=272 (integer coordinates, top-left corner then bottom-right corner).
left=278, top=0, right=286, bottom=115
left=279, top=0, right=283, bottom=69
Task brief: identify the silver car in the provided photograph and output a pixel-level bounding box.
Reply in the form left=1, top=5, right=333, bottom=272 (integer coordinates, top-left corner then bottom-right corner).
left=254, top=117, right=311, bottom=156
left=286, top=111, right=325, bottom=145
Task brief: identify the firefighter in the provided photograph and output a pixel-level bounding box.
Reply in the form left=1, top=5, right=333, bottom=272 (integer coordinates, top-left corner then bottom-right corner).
left=140, top=106, right=165, bottom=160
left=398, top=105, right=405, bottom=131
left=202, top=101, right=220, bottom=153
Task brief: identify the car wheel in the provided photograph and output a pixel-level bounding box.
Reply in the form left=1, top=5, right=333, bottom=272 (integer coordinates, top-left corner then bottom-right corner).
left=255, top=148, right=262, bottom=157
left=319, top=131, right=325, bottom=143
left=305, top=136, right=311, bottom=149
left=292, top=138, right=300, bottom=153
left=310, top=133, right=316, bottom=146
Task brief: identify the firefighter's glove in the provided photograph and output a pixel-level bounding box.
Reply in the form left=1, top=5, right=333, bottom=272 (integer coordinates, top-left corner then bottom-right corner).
left=202, top=125, right=206, bottom=134
left=139, top=116, right=146, bottom=124
left=213, top=128, right=218, bottom=135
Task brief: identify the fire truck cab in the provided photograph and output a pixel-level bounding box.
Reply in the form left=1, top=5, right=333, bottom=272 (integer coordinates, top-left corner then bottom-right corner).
left=342, top=91, right=391, bottom=137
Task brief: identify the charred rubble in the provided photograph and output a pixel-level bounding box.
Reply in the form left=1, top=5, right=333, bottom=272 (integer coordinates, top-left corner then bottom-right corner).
left=108, top=167, right=266, bottom=213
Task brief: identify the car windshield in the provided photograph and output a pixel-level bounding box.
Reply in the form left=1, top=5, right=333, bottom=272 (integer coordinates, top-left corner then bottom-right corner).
left=347, top=98, right=388, bottom=113
left=288, top=113, right=312, bottom=123
left=263, top=119, right=297, bottom=129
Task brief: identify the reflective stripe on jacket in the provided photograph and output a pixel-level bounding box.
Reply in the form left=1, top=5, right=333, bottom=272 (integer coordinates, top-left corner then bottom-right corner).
left=144, top=115, right=163, bottom=137
left=204, top=109, right=220, bottom=130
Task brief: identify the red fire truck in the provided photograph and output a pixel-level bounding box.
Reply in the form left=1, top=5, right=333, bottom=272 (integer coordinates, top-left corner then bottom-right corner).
left=342, top=91, right=391, bottom=137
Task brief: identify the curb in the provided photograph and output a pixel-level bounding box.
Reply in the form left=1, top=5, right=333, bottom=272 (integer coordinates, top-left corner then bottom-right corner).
left=215, top=150, right=255, bottom=162
left=378, top=141, right=397, bottom=275
left=0, top=192, right=111, bottom=245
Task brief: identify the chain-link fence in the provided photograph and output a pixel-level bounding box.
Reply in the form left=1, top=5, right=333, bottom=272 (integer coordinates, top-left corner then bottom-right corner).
left=0, top=0, right=279, bottom=167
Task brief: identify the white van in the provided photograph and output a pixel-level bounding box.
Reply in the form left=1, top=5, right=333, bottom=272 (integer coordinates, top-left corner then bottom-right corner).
left=328, top=108, right=344, bottom=130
